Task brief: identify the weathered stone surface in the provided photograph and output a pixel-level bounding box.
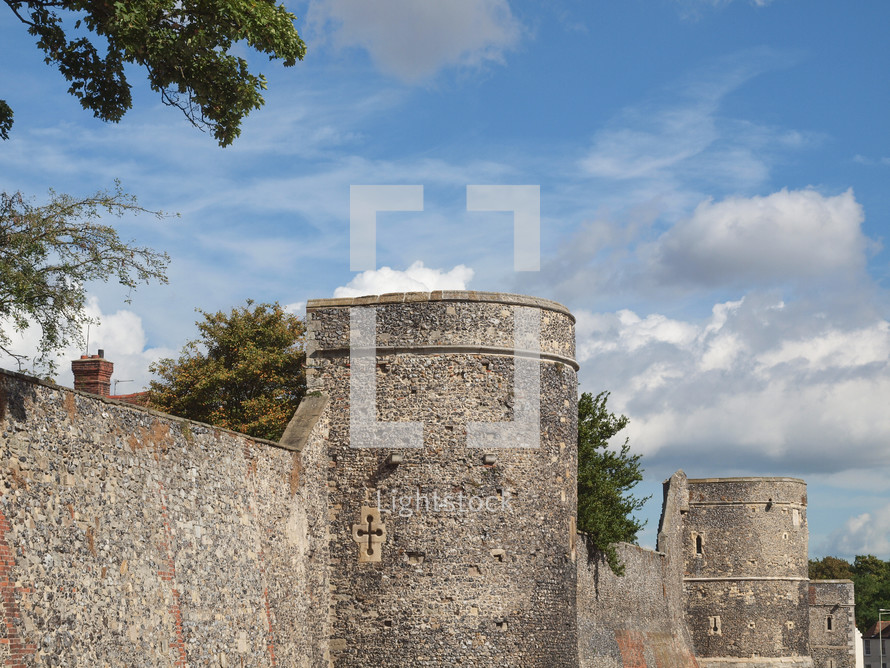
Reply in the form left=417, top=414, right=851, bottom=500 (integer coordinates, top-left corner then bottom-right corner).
left=576, top=539, right=698, bottom=668
left=680, top=476, right=812, bottom=664
left=808, top=580, right=856, bottom=668
left=308, top=292, right=579, bottom=667
left=0, top=368, right=330, bottom=667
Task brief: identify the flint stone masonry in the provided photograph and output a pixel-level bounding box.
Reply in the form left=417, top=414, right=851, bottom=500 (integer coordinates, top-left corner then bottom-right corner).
left=808, top=581, right=856, bottom=668
left=576, top=538, right=698, bottom=668
left=0, top=368, right=330, bottom=667
left=306, top=291, right=579, bottom=667
left=680, top=477, right=812, bottom=668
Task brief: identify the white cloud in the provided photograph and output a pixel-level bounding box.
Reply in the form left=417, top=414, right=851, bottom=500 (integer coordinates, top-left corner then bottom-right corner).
left=756, top=322, right=890, bottom=374
left=333, top=261, right=474, bottom=297
left=307, top=0, right=522, bottom=82
left=650, top=188, right=871, bottom=287
left=826, top=505, right=890, bottom=556
left=580, top=104, right=718, bottom=181
left=575, top=49, right=812, bottom=220
left=575, top=295, right=890, bottom=474
left=0, top=296, right=174, bottom=392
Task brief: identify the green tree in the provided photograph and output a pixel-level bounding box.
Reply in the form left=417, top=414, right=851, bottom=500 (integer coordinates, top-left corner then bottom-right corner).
left=577, top=391, right=649, bottom=575
left=852, top=555, right=890, bottom=632
left=149, top=301, right=306, bottom=441
left=2, top=0, right=306, bottom=146
left=810, top=554, right=890, bottom=632
left=809, top=555, right=854, bottom=580
left=0, top=183, right=169, bottom=375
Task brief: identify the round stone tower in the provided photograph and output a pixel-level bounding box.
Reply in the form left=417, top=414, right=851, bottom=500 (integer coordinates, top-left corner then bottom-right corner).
left=306, top=291, right=579, bottom=667
left=682, top=477, right=812, bottom=668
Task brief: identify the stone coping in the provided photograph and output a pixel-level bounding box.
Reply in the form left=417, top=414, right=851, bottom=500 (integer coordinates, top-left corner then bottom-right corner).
left=809, top=579, right=854, bottom=584
left=687, top=476, right=806, bottom=484
left=0, top=366, right=286, bottom=450
left=307, top=291, right=575, bottom=321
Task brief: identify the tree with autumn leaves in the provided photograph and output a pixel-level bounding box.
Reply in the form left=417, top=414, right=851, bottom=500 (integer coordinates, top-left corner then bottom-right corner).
left=148, top=300, right=305, bottom=441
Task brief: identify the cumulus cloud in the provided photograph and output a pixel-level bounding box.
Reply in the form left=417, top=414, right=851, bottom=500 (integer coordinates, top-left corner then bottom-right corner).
left=0, top=296, right=174, bottom=392
left=307, top=0, right=522, bottom=82
left=826, top=505, right=890, bottom=556
left=650, top=188, right=870, bottom=287
left=333, top=261, right=473, bottom=297
left=575, top=295, right=890, bottom=474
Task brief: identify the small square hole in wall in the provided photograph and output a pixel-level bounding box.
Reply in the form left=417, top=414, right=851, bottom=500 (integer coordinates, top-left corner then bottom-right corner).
left=407, top=551, right=425, bottom=565
left=490, top=549, right=506, bottom=562
left=383, top=620, right=393, bottom=629
left=496, top=620, right=508, bottom=631
left=786, top=621, right=795, bottom=630
left=748, top=621, right=756, bottom=630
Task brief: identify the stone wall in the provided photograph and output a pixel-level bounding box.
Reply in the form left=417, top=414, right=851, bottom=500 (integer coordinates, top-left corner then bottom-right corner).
left=808, top=581, right=857, bottom=668
left=307, top=291, right=579, bottom=667
left=0, top=368, right=330, bottom=667
left=577, top=538, right=699, bottom=668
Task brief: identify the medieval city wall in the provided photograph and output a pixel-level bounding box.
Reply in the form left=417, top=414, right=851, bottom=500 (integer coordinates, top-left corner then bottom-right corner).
left=0, top=368, right=330, bottom=667
left=0, top=290, right=854, bottom=668
left=576, top=538, right=699, bottom=668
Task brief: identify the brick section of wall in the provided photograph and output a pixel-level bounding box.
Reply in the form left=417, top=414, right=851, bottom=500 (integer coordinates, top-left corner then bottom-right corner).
left=576, top=539, right=699, bottom=668
left=0, top=509, right=36, bottom=667
left=0, top=368, right=329, bottom=667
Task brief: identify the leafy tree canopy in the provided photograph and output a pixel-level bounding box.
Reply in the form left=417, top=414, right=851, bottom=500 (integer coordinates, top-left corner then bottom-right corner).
left=808, top=555, right=854, bottom=580
left=2, top=0, right=307, bottom=145
left=577, top=391, right=650, bottom=575
left=149, top=300, right=306, bottom=441
left=810, top=554, right=890, bottom=632
left=0, top=183, right=169, bottom=375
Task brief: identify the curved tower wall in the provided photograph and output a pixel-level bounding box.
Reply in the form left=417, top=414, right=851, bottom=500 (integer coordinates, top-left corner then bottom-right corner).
left=306, top=291, right=579, bottom=667
left=683, top=477, right=812, bottom=668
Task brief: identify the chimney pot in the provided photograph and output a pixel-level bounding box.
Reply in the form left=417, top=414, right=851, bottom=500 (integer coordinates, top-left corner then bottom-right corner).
left=98, top=349, right=104, bottom=358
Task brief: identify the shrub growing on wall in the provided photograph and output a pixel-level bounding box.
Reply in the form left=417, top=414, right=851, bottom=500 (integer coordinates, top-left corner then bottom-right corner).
left=577, top=391, right=649, bottom=575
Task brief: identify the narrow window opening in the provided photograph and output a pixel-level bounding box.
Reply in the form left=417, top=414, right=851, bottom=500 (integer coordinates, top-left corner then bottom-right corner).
left=708, top=616, right=721, bottom=635
left=696, top=534, right=703, bottom=555
left=826, top=615, right=832, bottom=631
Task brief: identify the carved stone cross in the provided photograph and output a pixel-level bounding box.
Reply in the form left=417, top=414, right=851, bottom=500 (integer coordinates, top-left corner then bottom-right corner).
left=351, top=506, right=386, bottom=563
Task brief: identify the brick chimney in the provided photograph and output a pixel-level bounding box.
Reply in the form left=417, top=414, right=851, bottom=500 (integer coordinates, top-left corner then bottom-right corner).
left=71, top=349, right=114, bottom=396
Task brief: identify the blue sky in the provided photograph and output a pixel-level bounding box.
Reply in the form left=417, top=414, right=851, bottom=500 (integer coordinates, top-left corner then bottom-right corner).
left=1, top=0, right=889, bottom=558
